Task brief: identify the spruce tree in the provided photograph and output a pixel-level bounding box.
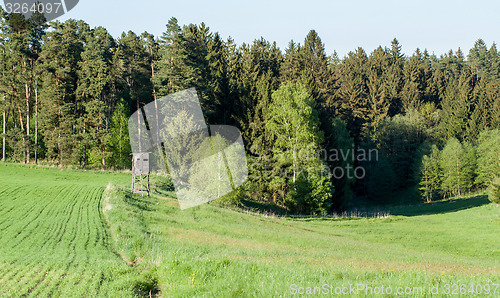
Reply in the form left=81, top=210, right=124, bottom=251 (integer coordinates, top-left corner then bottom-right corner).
left=206, top=32, right=231, bottom=123
left=154, top=18, right=207, bottom=98
left=467, top=39, right=489, bottom=79
left=324, top=117, right=354, bottom=210
left=365, top=46, right=390, bottom=135
left=488, top=43, right=500, bottom=79
left=336, top=47, right=369, bottom=142
left=385, top=38, right=405, bottom=116
left=401, top=49, right=426, bottom=112
left=440, top=68, right=473, bottom=141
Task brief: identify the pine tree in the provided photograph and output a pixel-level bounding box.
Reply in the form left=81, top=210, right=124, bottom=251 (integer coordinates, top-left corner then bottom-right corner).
left=37, top=20, right=87, bottom=166
left=3, top=12, right=31, bottom=162
left=300, top=30, right=336, bottom=106
left=437, top=49, right=465, bottom=81
left=77, top=26, right=114, bottom=169
left=114, top=30, right=153, bottom=146
left=237, top=38, right=281, bottom=144
left=484, top=78, right=500, bottom=129
left=0, top=7, right=9, bottom=162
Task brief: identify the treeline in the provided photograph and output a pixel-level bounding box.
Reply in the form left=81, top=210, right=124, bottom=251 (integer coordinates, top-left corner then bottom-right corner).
left=1, top=9, right=499, bottom=213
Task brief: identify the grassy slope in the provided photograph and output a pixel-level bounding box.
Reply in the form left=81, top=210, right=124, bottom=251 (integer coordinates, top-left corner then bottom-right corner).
left=106, top=181, right=500, bottom=296
left=1, top=164, right=499, bottom=297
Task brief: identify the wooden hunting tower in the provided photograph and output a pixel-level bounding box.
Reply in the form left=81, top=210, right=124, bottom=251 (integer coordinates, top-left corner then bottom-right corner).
left=131, top=152, right=150, bottom=196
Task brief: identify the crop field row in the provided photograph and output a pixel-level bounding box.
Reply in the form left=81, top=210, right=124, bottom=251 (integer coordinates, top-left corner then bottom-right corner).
left=0, top=165, right=139, bottom=297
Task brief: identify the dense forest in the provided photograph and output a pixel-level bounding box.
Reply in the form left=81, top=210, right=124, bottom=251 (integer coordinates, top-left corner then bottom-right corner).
left=1, top=9, right=499, bottom=213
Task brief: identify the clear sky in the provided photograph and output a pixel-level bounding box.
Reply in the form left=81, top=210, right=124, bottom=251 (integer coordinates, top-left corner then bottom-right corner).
left=52, top=0, right=500, bottom=58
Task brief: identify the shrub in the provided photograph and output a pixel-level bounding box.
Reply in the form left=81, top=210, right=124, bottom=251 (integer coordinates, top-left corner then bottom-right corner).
left=489, top=177, right=500, bottom=204
left=213, top=187, right=244, bottom=207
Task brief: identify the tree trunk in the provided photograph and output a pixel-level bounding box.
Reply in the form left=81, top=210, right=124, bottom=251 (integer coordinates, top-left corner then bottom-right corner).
left=99, top=109, right=106, bottom=170
left=18, top=105, right=26, bottom=163
left=58, top=100, right=62, bottom=166
left=2, top=96, right=6, bottom=162
left=25, top=82, right=30, bottom=164
left=82, top=122, right=86, bottom=169
left=101, top=145, right=106, bottom=170
left=34, top=82, right=38, bottom=164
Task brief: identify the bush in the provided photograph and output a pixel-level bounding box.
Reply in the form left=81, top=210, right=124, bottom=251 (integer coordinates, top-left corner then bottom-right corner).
left=489, top=177, right=500, bottom=204
left=288, top=166, right=333, bottom=215
left=213, top=187, right=244, bottom=207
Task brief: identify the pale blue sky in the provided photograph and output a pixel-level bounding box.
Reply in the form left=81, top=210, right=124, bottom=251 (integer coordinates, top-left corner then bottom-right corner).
left=53, top=0, right=500, bottom=57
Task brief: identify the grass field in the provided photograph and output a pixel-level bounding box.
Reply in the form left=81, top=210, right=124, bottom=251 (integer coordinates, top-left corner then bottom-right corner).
left=0, top=164, right=499, bottom=296
left=0, top=164, right=146, bottom=296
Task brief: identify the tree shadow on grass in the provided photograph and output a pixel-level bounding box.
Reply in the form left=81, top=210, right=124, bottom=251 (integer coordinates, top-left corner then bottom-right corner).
left=388, top=195, right=491, bottom=217
left=240, top=199, right=290, bottom=216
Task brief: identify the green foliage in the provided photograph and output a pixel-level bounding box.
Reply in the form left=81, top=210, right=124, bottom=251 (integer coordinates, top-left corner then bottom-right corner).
left=37, top=20, right=88, bottom=166
left=213, top=186, right=244, bottom=207
left=467, top=39, right=500, bottom=79
left=418, top=102, right=441, bottom=141
left=288, top=166, right=333, bottom=215
left=475, top=129, right=500, bottom=187
left=154, top=17, right=207, bottom=98
left=264, top=82, right=332, bottom=213
left=417, top=144, right=442, bottom=202
left=489, top=177, right=500, bottom=204
left=115, top=30, right=153, bottom=109
left=324, top=117, right=354, bottom=209
left=2, top=16, right=500, bottom=211
left=108, top=99, right=131, bottom=169
left=372, top=111, right=426, bottom=189
left=367, top=153, right=396, bottom=202
left=440, top=138, right=476, bottom=197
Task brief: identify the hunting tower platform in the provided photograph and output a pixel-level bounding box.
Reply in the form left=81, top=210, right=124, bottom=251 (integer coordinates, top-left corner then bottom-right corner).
left=131, top=152, right=150, bottom=196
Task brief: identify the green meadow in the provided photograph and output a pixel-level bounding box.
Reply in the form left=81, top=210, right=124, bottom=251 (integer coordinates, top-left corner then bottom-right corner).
left=0, top=164, right=499, bottom=297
